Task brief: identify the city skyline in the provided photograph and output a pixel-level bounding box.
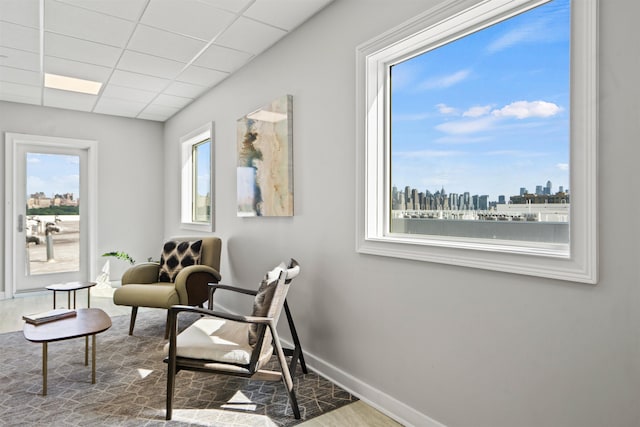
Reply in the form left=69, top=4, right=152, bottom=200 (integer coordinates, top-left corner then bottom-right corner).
left=390, top=0, right=570, bottom=201
left=393, top=178, right=568, bottom=205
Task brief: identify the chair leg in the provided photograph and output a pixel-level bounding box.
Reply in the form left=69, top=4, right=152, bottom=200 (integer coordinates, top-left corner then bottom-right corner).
left=271, top=326, right=301, bottom=419
left=128, top=307, right=138, bottom=335
left=284, top=300, right=308, bottom=375
left=164, top=310, right=170, bottom=340
left=166, top=309, right=177, bottom=420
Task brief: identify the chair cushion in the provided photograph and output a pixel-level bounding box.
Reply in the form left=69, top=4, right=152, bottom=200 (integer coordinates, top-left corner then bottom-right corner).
left=248, top=262, right=287, bottom=346
left=158, top=240, right=202, bottom=283
left=165, top=317, right=273, bottom=368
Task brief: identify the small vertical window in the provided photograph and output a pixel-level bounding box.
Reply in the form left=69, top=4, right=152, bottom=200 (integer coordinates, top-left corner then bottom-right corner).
left=181, top=123, right=214, bottom=231
left=192, top=139, right=211, bottom=223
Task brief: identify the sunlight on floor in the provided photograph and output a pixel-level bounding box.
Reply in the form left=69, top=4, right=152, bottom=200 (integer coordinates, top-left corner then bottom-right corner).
left=137, top=368, right=153, bottom=379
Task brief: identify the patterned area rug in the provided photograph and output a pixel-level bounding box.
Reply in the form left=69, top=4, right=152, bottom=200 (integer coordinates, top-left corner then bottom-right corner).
left=0, top=310, right=356, bottom=426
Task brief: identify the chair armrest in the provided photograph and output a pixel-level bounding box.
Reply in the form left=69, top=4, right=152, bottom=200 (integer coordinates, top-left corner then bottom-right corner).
left=207, top=284, right=258, bottom=309
left=169, top=305, right=274, bottom=326
left=121, top=262, right=160, bottom=285
left=174, top=265, right=222, bottom=305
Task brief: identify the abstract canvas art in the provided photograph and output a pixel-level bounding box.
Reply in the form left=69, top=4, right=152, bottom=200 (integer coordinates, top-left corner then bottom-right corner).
left=237, top=95, right=293, bottom=217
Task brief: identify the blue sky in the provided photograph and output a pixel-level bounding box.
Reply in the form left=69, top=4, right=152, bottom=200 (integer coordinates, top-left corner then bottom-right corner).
left=391, top=0, right=570, bottom=201
left=27, top=153, right=79, bottom=197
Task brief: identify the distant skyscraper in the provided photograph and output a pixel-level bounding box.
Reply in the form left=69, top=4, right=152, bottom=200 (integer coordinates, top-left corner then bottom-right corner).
left=520, top=187, right=527, bottom=196
left=535, top=185, right=543, bottom=195
left=479, top=195, right=488, bottom=210
left=498, top=195, right=506, bottom=204
left=559, top=185, right=564, bottom=193
left=545, top=180, right=552, bottom=195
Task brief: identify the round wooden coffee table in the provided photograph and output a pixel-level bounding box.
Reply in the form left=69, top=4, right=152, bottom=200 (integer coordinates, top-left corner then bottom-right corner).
left=23, top=308, right=112, bottom=395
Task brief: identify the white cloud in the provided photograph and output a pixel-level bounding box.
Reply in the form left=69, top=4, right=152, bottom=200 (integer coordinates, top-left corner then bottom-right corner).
left=436, top=103, right=458, bottom=115
left=419, top=69, right=470, bottom=90
left=435, top=116, right=497, bottom=135
left=463, top=105, right=492, bottom=118
left=435, top=136, right=491, bottom=145
left=492, top=100, right=562, bottom=119
left=393, top=112, right=432, bottom=121
left=27, top=157, right=40, bottom=163
left=394, top=149, right=464, bottom=159
left=556, top=163, right=569, bottom=171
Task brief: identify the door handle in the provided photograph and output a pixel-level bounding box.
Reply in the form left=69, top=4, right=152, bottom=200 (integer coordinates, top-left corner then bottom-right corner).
left=18, top=214, right=24, bottom=232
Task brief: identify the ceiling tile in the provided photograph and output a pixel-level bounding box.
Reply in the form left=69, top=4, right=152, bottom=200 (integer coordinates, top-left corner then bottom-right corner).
left=141, top=102, right=180, bottom=117
left=109, top=70, right=170, bottom=93
left=0, top=46, right=40, bottom=71
left=193, top=44, right=253, bottom=73
left=0, top=22, right=40, bottom=53
left=0, top=66, right=41, bottom=86
left=0, top=0, right=40, bottom=28
left=45, top=56, right=112, bottom=83
left=140, top=0, right=235, bottom=41
left=163, top=81, right=208, bottom=98
left=43, top=87, right=96, bottom=111
left=244, top=0, right=333, bottom=31
left=94, top=96, right=146, bottom=117
left=136, top=112, right=168, bottom=121
left=100, top=83, right=156, bottom=104
left=0, top=91, right=41, bottom=105
left=44, top=32, right=122, bottom=68
left=0, top=80, right=41, bottom=99
left=198, top=0, right=254, bottom=14
left=128, top=25, right=206, bottom=63
left=215, top=16, right=286, bottom=55
left=177, top=65, right=227, bottom=86
left=44, top=0, right=135, bottom=47
left=117, top=50, right=185, bottom=79
left=55, top=0, right=148, bottom=21
left=153, top=93, right=192, bottom=108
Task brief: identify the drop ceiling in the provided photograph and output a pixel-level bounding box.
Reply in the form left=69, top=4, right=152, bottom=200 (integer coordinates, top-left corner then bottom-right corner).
left=0, top=0, right=333, bottom=122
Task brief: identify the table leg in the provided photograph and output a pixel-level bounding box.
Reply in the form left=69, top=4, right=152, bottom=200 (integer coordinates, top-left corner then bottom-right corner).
left=73, top=290, right=76, bottom=309
left=87, top=288, right=91, bottom=308
left=42, top=342, right=48, bottom=396
left=91, top=334, right=96, bottom=384
left=67, top=292, right=71, bottom=309
left=52, top=291, right=56, bottom=309
left=85, top=336, right=89, bottom=366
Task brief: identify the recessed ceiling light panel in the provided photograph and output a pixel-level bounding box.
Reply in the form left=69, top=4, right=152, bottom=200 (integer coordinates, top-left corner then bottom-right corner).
left=44, top=73, right=102, bottom=95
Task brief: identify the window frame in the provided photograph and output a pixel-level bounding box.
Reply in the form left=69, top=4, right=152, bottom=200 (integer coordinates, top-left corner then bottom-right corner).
left=355, top=0, right=598, bottom=283
left=181, top=123, right=214, bottom=232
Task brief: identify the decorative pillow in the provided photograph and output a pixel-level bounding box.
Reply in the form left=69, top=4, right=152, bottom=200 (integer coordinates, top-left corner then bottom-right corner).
left=248, top=262, right=287, bottom=347
left=158, top=240, right=203, bottom=283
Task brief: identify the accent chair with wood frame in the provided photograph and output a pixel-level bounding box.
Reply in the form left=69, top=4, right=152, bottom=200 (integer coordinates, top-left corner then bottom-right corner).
left=165, top=259, right=302, bottom=420
left=113, top=236, right=222, bottom=338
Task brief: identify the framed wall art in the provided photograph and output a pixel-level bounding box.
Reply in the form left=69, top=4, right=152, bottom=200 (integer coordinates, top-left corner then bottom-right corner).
left=237, top=94, right=293, bottom=217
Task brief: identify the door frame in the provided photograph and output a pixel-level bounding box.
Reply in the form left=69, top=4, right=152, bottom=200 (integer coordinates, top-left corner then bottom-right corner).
left=4, top=132, right=98, bottom=299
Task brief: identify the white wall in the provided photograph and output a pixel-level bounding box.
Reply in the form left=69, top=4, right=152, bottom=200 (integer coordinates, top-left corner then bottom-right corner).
left=162, top=0, right=639, bottom=426
left=0, top=101, right=165, bottom=288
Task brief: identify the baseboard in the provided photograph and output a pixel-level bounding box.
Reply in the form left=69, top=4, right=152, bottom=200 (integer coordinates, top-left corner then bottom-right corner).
left=215, top=301, right=446, bottom=427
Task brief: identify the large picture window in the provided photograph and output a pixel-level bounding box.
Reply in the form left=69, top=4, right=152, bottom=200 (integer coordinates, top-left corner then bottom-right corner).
left=355, top=0, right=597, bottom=283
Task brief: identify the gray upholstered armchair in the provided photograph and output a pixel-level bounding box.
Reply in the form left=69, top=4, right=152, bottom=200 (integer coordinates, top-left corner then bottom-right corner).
left=113, top=236, right=222, bottom=338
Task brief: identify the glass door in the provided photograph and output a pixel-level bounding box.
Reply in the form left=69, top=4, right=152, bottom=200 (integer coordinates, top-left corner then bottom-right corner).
left=13, top=143, right=89, bottom=293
